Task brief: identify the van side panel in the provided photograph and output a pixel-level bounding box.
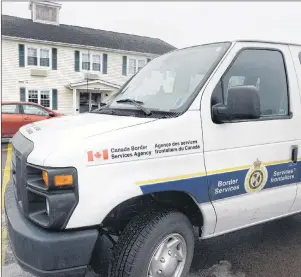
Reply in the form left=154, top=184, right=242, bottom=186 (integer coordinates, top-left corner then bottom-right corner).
left=65, top=111, right=217, bottom=235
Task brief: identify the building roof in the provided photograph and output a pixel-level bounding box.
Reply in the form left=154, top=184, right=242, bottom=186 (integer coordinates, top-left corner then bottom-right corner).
left=67, top=80, right=121, bottom=89
left=2, top=14, right=177, bottom=55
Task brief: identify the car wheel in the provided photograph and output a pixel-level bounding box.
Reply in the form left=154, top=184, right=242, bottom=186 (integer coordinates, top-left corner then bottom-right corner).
left=109, top=207, right=195, bottom=277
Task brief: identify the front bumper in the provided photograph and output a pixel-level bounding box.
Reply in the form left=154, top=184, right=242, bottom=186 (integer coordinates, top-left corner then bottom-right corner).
left=5, top=181, right=98, bottom=277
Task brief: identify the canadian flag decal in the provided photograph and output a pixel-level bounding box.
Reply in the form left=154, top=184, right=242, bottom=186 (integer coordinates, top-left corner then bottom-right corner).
left=87, top=149, right=109, bottom=162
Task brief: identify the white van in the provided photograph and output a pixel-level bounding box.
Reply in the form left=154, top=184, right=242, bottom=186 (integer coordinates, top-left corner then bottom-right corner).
left=5, top=40, right=301, bottom=277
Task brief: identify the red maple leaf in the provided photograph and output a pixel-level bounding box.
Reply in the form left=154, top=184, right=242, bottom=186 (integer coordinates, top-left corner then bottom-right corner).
left=94, top=152, right=102, bottom=159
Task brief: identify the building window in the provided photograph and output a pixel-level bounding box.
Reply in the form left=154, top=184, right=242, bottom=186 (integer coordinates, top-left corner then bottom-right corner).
left=26, top=46, right=51, bottom=68
left=35, top=4, right=58, bottom=23
left=40, top=90, right=51, bottom=107
left=128, top=58, right=146, bottom=75
left=128, top=59, right=136, bottom=75
left=82, top=53, right=90, bottom=70
left=27, top=89, right=52, bottom=108
left=28, top=90, right=39, bottom=104
left=138, top=59, right=146, bottom=71
left=40, top=49, right=50, bottom=67
left=81, top=53, right=101, bottom=72
left=27, top=47, right=38, bottom=66
left=92, top=55, right=101, bottom=71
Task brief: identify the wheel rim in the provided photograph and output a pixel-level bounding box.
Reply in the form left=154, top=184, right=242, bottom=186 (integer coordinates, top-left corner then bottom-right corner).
left=147, top=233, right=187, bottom=277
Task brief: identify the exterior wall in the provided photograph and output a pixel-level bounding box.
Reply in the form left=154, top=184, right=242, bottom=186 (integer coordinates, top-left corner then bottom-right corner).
left=2, top=38, right=155, bottom=115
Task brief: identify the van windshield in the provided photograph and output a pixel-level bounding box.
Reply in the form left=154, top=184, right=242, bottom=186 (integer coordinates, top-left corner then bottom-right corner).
left=107, top=42, right=231, bottom=115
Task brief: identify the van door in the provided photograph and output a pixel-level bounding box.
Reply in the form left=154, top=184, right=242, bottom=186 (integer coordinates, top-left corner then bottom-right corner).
left=200, top=42, right=301, bottom=235
left=287, top=45, right=301, bottom=212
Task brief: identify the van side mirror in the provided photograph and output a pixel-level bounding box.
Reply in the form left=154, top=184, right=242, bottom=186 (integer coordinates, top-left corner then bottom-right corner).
left=212, top=85, right=261, bottom=123
left=48, top=112, right=55, bottom=117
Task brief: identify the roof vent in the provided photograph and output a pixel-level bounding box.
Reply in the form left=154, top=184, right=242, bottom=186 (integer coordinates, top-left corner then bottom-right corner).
left=29, top=0, right=62, bottom=25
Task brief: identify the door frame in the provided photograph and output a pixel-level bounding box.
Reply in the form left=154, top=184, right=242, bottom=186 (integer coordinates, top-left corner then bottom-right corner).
left=78, top=90, right=103, bottom=114
left=198, top=41, right=301, bottom=238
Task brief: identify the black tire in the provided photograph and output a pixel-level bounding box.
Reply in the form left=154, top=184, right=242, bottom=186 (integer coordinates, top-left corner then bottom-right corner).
left=109, top=207, right=195, bottom=277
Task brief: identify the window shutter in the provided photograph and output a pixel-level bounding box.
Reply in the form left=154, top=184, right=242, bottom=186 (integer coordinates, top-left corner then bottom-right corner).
left=52, top=89, right=58, bottom=110
left=20, top=87, right=26, bottom=101
left=75, top=51, right=80, bottom=72
left=147, top=58, right=151, bottom=63
left=299, top=52, right=301, bottom=64
left=103, top=53, right=108, bottom=74
left=19, top=44, right=25, bottom=67
left=122, top=56, right=127, bottom=76
left=52, top=48, right=57, bottom=70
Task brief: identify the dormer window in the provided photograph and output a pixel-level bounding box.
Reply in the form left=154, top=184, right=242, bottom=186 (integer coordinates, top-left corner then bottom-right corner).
left=36, top=4, right=57, bottom=22
left=29, top=0, right=61, bottom=25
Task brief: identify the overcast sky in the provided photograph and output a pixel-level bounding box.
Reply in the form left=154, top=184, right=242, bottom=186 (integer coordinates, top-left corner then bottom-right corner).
left=2, top=1, right=301, bottom=48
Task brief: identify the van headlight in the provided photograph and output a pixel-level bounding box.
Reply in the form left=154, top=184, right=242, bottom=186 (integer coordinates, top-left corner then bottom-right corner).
left=26, top=165, right=79, bottom=230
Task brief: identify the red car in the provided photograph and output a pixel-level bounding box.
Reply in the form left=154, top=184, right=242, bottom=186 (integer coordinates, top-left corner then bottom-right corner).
left=1, top=101, right=63, bottom=140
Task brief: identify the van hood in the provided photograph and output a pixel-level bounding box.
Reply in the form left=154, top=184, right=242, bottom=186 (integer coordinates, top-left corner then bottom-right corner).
left=20, top=113, right=156, bottom=142
left=18, top=113, right=156, bottom=165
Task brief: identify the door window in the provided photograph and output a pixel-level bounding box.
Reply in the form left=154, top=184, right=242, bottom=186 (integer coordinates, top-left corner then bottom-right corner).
left=2, top=104, right=20, bottom=114
left=222, top=49, right=289, bottom=117
left=22, top=105, right=49, bottom=116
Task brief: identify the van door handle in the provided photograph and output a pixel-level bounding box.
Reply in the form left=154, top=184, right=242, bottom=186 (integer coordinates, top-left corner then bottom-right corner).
left=291, top=145, right=298, bottom=164
left=24, top=117, right=31, bottom=120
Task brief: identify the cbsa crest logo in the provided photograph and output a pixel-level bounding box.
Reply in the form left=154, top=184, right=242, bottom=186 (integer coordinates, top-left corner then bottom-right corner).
left=244, top=159, right=268, bottom=193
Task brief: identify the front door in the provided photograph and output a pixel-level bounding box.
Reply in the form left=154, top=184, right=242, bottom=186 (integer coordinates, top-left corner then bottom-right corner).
left=200, top=42, right=301, bottom=235
left=79, top=92, right=90, bottom=113
left=79, top=92, right=103, bottom=113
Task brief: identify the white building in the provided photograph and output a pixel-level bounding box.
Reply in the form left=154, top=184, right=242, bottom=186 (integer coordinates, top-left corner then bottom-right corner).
left=2, top=0, right=176, bottom=115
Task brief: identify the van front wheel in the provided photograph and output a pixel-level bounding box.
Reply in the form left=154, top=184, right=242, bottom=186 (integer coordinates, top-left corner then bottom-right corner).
left=109, top=208, right=195, bottom=277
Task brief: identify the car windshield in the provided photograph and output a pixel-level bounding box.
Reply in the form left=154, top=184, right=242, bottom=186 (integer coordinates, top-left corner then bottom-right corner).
left=108, top=42, right=231, bottom=114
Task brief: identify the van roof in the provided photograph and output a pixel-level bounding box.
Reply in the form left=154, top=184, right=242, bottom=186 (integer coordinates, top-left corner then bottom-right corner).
left=181, top=39, right=301, bottom=50
left=168, top=39, right=301, bottom=55
left=234, top=39, right=301, bottom=47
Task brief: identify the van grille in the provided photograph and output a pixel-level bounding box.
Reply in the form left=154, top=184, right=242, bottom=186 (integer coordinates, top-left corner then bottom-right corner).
left=11, top=132, right=34, bottom=216
left=11, top=148, right=22, bottom=206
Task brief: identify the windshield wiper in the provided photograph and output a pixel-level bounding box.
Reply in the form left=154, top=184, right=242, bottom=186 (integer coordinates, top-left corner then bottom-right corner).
left=116, top=99, right=152, bottom=115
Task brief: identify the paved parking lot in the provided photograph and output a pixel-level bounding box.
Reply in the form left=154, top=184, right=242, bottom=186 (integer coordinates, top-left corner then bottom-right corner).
left=2, top=143, right=301, bottom=277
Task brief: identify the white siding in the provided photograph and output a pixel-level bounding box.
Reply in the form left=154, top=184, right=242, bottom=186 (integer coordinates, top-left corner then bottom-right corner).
left=2, top=39, right=154, bottom=115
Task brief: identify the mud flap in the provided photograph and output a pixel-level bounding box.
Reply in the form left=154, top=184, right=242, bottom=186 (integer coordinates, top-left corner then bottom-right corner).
left=90, top=232, right=117, bottom=276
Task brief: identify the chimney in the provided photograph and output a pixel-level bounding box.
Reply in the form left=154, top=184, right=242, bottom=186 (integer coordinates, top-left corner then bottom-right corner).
left=29, top=0, right=62, bottom=25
